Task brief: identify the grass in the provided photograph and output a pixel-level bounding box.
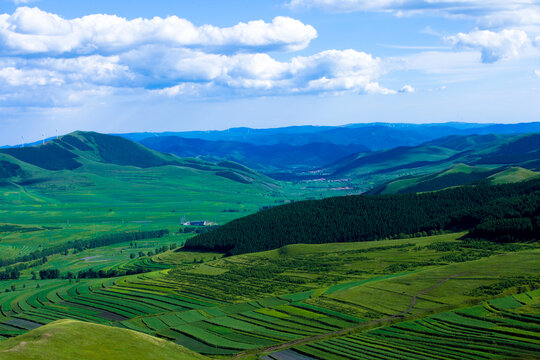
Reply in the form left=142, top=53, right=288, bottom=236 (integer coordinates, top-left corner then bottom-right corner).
left=283, top=290, right=540, bottom=360
left=1, top=228, right=539, bottom=357
left=0, top=319, right=207, bottom=360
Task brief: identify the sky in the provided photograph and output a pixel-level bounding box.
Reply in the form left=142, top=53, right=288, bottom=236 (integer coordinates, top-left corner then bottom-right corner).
left=0, top=0, right=539, bottom=145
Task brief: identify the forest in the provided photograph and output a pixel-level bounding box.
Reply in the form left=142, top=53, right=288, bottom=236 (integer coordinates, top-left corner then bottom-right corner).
left=184, top=179, right=540, bottom=255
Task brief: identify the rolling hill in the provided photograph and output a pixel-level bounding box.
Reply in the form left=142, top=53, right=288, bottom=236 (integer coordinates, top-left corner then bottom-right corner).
left=0, top=131, right=291, bottom=236
left=183, top=178, right=540, bottom=255
left=366, top=164, right=540, bottom=195
left=320, top=133, right=540, bottom=188
left=139, top=136, right=369, bottom=171
left=0, top=320, right=207, bottom=360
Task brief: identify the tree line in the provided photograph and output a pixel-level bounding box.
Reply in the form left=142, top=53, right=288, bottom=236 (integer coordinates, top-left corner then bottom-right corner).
left=183, top=179, right=540, bottom=255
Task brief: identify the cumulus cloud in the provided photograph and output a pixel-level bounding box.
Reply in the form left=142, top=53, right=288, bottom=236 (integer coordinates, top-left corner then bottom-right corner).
left=0, top=7, right=405, bottom=108
left=0, top=7, right=317, bottom=56
left=446, top=29, right=531, bottom=63
left=0, top=47, right=395, bottom=107
left=399, top=84, right=415, bottom=93
left=149, top=49, right=393, bottom=96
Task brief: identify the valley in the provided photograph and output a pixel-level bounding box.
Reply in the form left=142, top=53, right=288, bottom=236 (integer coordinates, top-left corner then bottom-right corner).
left=0, top=124, right=539, bottom=359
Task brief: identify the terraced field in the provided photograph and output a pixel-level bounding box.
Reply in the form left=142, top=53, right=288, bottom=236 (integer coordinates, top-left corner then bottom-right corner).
left=1, top=234, right=538, bottom=357
left=273, top=290, right=540, bottom=360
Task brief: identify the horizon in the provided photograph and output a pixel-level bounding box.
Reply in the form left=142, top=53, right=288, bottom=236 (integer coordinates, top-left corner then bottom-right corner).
left=3, top=120, right=540, bottom=147
left=0, top=1, right=539, bottom=145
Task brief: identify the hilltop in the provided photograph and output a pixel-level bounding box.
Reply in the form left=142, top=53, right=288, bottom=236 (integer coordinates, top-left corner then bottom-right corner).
left=0, top=320, right=207, bottom=360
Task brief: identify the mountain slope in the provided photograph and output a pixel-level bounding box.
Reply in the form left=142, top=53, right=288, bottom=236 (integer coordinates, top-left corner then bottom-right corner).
left=140, top=136, right=369, bottom=170
left=366, top=164, right=540, bottom=195
left=0, top=320, right=207, bottom=360
left=323, top=133, right=540, bottom=186
left=183, top=178, right=540, bottom=255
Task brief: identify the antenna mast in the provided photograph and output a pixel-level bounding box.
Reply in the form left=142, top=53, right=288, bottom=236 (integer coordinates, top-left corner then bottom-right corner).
left=21, top=136, right=24, bottom=148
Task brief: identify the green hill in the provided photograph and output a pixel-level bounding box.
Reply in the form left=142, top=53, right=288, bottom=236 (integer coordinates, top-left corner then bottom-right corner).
left=323, top=133, right=540, bottom=190
left=488, top=166, right=540, bottom=185
left=366, top=164, right=540, bottom=195
left=184, top=178, right=540, bottom=255
left=0, top=320, right=207, bottom=360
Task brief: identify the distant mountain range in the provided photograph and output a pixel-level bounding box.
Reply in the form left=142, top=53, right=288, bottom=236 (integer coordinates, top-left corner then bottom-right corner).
left=139, top=136, right=369, bottom=171
left=1, top=125, right=539, bottom=196
left=119, top=122, right=540, bottom=150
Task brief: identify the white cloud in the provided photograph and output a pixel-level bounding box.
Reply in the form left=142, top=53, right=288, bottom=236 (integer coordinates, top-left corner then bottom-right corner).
left=535, top=69, right=540, bottom=77
left=0, top=7, right=317, bottom=56
left=151, top=49, right=392, bottom=96
left=0, top=66, right=62, bottom=86
left=446, top=29, right=531, bottom=63
left=399, top=84, right=415, bottom=93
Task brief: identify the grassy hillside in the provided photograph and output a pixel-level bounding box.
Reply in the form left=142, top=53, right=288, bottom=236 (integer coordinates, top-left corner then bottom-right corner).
left=184, top=178, right=540, bottom=254
left=322, top=133, right=540, bottom=190
left=367, top=164, right=539, bottom=195
left=0, top=320, right=207, bottom=360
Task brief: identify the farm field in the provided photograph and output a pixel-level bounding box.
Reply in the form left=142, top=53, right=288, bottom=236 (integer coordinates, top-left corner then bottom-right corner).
left=1, top=232, right=538, bottom=357
left=269, top=290, right=540, bottom=360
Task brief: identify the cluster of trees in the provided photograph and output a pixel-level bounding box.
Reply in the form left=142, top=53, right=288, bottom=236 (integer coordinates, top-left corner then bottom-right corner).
left=180, top=226, right=218, bottom=234
left=469, top=276, right=540, bottom=297
left=0, top=229, right=169, bottom=268
left=184, top=179, right=540, bottom=255
left=0, top=267, right=20, bottom=280
left=39, top=269, right=60, bottom=279
left=75, top=267, right=149, bottom=279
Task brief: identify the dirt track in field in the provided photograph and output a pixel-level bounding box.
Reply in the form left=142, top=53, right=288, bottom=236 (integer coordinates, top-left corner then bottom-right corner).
left=231, top=273, right=463, bottom=359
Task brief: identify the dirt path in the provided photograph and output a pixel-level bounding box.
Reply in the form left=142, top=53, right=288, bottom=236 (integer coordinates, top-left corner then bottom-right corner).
left=231, top=273, right=463, bottom=359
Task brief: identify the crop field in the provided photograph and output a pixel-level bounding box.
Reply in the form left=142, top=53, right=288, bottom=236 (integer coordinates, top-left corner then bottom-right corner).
left=1, top=232, right=538, bottom=357
left=276, top=290, right=540, bottom=360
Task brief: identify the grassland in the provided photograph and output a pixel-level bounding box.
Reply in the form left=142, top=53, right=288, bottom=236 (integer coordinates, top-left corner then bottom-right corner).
left=0, top=319, right=207, bottom=360
left=1, top=232, right=538, bottom=357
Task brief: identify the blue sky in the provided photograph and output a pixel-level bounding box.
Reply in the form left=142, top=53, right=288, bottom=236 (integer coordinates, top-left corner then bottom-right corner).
left=0, top=0, right=539, bottom=145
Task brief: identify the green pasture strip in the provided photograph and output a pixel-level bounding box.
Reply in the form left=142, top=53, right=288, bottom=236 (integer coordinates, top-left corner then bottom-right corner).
left=292, top=302, right=364, bottom=323
left=222, top=332, right=277, bottom=347
left=489, top=296, right=525, bottom=310
left=40, top=305, right=106, bottom=323
left=231, top=313, right=314, bottom=337
left=280, top=291, right=315, bottom=302
left=324, top=272, right=415, bottom=295
left=203, top=316, right=298, bottom=341
left=371, top=327, right=526, bottom=358
left=175, top=310, right=212, bottom=323
left=513, top=293, right=534, bottom=305
left=93, top=289, right=176, bottom=312
left=203, top=307, right=226, bottom=317
left=273, top=304, right=326, bottom=319
left=256, top=297, right=289, bottom=308
left=233, top=312, right=321, bottom=336
left=169, top=324, right=255, bottom=350
left=295, top=344, right=350, bottom=360
left=220, top=302, right=261, bottom=315
left=118, top=319, right=154, bottom=334
left=157, top=329, right=238, bottom=355
left=78, top=292, right=158, bottom=314
left=65, top=298, right=138, bottom=318
left=349, top=334, right=482, bottom=360
left=141, top=316, right=170, bottom=331
left=158, top=313, right=187, bottom=327
left=103, top=288, right=196, bottom=310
